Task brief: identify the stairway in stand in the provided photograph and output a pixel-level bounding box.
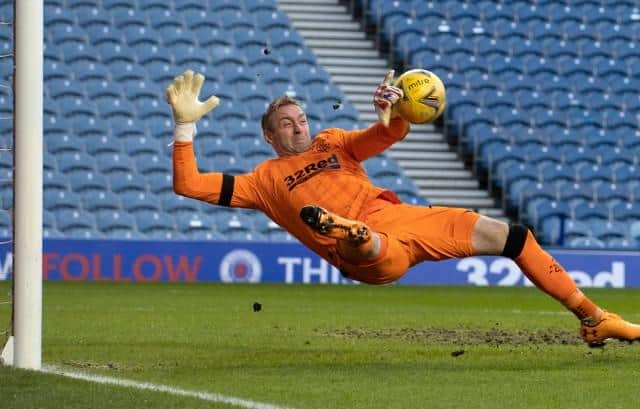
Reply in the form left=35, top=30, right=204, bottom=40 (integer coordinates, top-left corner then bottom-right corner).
left=278, top=0, right=510, bottom=220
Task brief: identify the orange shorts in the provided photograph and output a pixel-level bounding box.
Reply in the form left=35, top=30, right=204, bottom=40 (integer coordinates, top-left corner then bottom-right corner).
left=339, top=199, right=480, bottom=285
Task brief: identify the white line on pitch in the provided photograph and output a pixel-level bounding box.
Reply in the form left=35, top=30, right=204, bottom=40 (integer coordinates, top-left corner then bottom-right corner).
left=42, top=365, right=296, bottom=409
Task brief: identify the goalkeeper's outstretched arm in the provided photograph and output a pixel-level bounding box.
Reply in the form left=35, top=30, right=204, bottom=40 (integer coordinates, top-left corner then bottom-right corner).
left=167, top=70, right=259, bottom=209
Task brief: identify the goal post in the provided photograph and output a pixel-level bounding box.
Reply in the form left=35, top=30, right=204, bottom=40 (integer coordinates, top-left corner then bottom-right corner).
left=1, top=0, right=43, bottom=369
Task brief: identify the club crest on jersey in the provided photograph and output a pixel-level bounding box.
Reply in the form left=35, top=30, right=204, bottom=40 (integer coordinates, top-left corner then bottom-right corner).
left=284, top=154, right=341, bottom=191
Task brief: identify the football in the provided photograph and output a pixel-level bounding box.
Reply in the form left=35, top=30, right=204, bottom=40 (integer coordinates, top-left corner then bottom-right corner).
left=393, top=69, right=446, bottom=124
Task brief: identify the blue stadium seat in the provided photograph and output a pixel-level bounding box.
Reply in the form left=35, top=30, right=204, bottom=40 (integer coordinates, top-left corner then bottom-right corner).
left=161, top=195, right=201, bottom=215
left=56, top=209, right=98, bottom=237
left=173, top=46, right=209, bottom=67
left=269, top=28, right=305, bottom=50
left=67, top=0, right=98, bottom=11
left=96, top=210, right=137, bottom=236
left=137, top=44, right=173, bottom=66
left=46, top=134, right=82, bottom=155
left=60, top=42, right=99, bottom=64
left=86, top=135, right=122, bottom=157
left=82, top=190, right=121, bottom=213
left=148, top=173, right=173, bottom=195
left=136, top=99, right=169, bottom=121
left=214, top=212, right=253, bottom=236
left=254, top=10, right=290, bottom=30
left=102, top=0, right=134, bottom=11
left=237, top=138, right=272, bottom=159
left=364, top=156, right=403, bottom=178
left=610, top=201, right=640, bottom=222
left=111, top=8, right=148, bottom=29
left=120, top=191, right=161, bottom=214
left=568, top=236, right=606, bottom=249
left=233, top=27, right=267, bottom=49
left=589, top=220, right=628, bottom=242
left=146, top=9, right=182, bottom=30
left=573, top=201, right=611, bottom=221
left=96, top=153, right=136, bottom=176
left=44, top=171, right=69, bottom=193
left=137, top=0, right=170, bottom=11
left=96, top=98, right=137, bottom=120
left=58, top=151, right=96, bottom=174
left=197, top=136, right=236, bottom=158
left=45, top=190, right=80, bottom=211
left=210, top=156, right=250, bottom=175
left=123, top=136, right=158, bottom=157
left=135, top=153, right=167, bottom=176
left=69, top=171, right=108, bottom=193
left=123, top=25, right=160, bottom=47
left=109, top=173, right=146, bottom=194
left=576, top=163, right=612, bottom=184
left=530, top=199, right=571, bottom=231
left=246, top=0, right=277, bottom=12
left=111, top=118, right=145, bottom=139
left=136, top=212, right=176, bottom=237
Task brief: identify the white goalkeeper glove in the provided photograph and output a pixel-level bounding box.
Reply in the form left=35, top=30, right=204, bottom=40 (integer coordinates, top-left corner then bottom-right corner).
left=166, top=70, right=220, bottom=142
left=373, top=69, right=403, bottom=127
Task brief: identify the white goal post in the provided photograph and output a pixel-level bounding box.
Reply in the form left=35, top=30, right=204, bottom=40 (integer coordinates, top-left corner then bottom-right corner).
left=1, top=0, right=43, bottom=369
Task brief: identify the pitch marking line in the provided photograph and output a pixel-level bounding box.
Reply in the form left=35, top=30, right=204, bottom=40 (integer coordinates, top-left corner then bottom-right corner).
left=42, top=365, right=296, bottom=409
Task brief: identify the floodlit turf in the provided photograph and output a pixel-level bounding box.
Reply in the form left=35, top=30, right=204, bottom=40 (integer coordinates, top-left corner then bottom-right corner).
left=1, top=281, right=640, bottom=409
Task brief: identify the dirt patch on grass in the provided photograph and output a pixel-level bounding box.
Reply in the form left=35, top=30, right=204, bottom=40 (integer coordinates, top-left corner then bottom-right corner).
left=326, top=326, right=583, bottom=346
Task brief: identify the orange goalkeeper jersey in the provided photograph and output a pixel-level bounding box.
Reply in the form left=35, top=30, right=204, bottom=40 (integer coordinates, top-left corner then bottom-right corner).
left=173, top=117, right=410, bottom=261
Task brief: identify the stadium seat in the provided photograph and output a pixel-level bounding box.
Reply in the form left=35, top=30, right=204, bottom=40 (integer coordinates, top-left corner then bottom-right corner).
left=246, top=0, right=278, bottom=13
left=254, top=10, right=290, bottom=30
left=82, top=190, right=121, bottom=213
left=45, top=190, right=80, bottom=212
left=56, top=209, right=98, bottom=237
left=135, top=153, right=168, bottom=176
left=148, top=173, right=173, bottom=195
left=136, top=212, right=176, bottom=236
left=96, top=210, right=136, bottom=235
left=105, top=174, right=144, bottom=196
left=44, top=171, right=69, bottom=193
left=69, top=171, right=108, bottom=194
left=573, top=201, right=611, bottom=221
left=161, top=195, right=201, bottom=215
left=96, top=153, right=136, bottom=176
left=58, top=151, right=96, bottom=174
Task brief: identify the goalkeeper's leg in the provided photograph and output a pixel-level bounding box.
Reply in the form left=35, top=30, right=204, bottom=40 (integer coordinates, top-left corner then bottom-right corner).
left=492, top=219, right=640, bottom=346
left=300, top=205, right=410, bottom=284
left=300, top=205, right=380, bottom=262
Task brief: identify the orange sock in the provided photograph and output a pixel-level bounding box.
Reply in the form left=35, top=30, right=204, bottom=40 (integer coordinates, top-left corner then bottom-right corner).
left=515, top=231, right=603, bottom=323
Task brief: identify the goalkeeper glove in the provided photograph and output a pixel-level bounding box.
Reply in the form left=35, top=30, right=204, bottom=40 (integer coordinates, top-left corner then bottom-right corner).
left=166, top=70, right=220, bottom=142
left=373, top=69, right=403, bottom=127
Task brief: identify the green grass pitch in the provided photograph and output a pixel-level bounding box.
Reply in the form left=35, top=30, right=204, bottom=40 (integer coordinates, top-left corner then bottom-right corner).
left=1, top=281, right=639, bottom=408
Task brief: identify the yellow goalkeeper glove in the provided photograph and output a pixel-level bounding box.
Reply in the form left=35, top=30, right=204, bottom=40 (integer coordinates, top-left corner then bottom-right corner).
left=166, top=70, right=220, bottom=124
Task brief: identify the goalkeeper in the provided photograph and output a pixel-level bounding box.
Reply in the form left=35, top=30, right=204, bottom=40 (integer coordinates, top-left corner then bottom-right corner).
left=167, top=70, right=640, bottom=347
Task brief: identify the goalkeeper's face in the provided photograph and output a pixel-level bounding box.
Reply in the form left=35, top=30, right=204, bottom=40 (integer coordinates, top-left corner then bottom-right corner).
left=263, top=104, right=312, bottom=157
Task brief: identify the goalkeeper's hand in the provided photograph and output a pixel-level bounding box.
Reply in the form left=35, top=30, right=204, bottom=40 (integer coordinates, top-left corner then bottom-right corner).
left=373, top=69, right=403, bottom=127
left=166, top=70, right=220, bottom=124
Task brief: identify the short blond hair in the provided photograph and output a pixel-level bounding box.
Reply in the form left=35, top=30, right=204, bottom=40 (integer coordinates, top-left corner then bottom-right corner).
left=261, top=95, right=303, bottom=131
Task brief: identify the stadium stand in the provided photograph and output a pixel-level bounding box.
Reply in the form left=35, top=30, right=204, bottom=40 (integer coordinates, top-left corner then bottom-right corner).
left=357, top=0, right=640, bottom=249
left=33, top=0, right=638, bottom=248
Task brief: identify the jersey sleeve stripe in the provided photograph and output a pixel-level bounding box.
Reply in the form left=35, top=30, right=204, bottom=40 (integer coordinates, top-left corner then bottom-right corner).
left=218, top=174, right=235, bottom=206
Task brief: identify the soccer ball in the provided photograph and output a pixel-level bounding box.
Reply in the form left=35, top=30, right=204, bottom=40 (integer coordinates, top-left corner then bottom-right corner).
left=393, top=69, right=446, bottom=124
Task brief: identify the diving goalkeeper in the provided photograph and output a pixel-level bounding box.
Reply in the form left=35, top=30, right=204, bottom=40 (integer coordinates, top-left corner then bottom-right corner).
left=167, top=69, right=640, bottom=347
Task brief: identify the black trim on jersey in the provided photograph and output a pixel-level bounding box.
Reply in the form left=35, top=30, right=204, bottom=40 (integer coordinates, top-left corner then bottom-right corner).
left=218, top=174, right=234, bottom=207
